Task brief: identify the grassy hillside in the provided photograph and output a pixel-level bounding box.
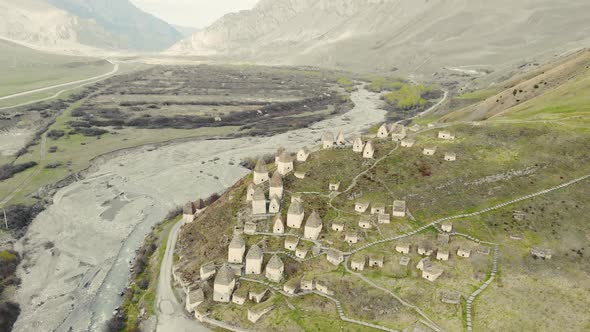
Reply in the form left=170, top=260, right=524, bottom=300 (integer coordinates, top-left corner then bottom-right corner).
left=0, top=39, right=112, bottom=96
left=176, top=114, right=590, bottom=331
left=442, top=49, right=590, bottom=123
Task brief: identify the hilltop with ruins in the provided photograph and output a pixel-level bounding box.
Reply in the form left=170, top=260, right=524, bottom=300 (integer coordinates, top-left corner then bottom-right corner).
left=173, top=114, right=590, bottom=331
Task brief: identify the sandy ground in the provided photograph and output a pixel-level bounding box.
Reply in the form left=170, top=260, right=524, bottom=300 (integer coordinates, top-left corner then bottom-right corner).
left=11, top=87, right=386, bottom=332
left=0, top=127, right=33, bottom=156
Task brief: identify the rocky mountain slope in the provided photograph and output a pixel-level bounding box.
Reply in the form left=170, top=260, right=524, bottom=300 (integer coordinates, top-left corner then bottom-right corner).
left=170, top=0, right=590, bottom=75
left=0, top=0, right=181, bottom=52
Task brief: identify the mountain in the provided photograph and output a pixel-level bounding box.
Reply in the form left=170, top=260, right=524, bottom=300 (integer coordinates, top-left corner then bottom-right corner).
left=169, top=0, right=590, bottom=75
left=0, top=0, right=181, bottom=52
left=172, top=25, right=199, bottom=38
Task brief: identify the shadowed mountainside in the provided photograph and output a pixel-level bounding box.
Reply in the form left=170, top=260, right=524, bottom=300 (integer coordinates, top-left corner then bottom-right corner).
left=169, top=0, right=590, bottom=75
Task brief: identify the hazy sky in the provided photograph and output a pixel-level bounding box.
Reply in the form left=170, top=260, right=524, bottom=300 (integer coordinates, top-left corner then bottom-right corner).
left=131, top=0, right=259, bottom=28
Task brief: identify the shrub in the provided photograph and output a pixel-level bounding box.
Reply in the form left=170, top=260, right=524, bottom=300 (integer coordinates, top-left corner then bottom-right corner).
left=0, top=162, right=38, bottom=180
left=47, top=130, right=65, bottom=140
left=3, top=203, right=45, bottom=239
left=383, top=85, right=430, bottom=110
left=45, top=162, right=62, bottom=169
left=0, top=301, right=20, bottom=332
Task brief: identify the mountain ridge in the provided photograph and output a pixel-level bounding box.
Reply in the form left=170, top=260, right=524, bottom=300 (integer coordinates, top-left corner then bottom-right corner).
left=0, top=0, right=182, bottom=53
left=169, top=0, right=590, bottom=75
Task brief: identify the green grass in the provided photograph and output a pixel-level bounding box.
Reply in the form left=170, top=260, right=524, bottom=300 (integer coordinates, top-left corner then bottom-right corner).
left=120, top=216, right=179, bottom=331
left=455, top=88, right=499, bottom=101
left=0, top=250, right=17, bottom=261
left=0, top=40, right=113, bottom=97
left=493, top=71, right=590, bottom=127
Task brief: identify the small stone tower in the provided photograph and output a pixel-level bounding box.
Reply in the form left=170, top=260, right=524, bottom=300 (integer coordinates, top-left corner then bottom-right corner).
left=228, top=234, right=246, bottom=263
left=253, top=159, right=269, bottom=185
left=245, top=245, right=263, bottom=274
left=287, top=200, right=305, bottom=228
left=269, top=171, right=284, bottom=199
left=265, top=255, right=284, bottom=283
left=304, top=210, right=323, bottom=240
left=213, top=264, right=236, bottom=302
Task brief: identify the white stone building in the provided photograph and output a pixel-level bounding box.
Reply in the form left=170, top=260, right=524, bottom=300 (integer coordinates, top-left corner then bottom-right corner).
left=295, top=247, right=309, bottom=259
left=378, top=213, right=390, bottom=224
left=283, top=279, right=300, bottom=295
left=371, top=204, right=386, bottom=215
left=444, top=152, right=457, bottom=161
left=369, top=255, right=384, bottom=268
left=277, top=151, right=294, bottom=175
left=327, top=249, right=344, bottom=265
left=395, top=243, right=411, bottom=254
left=228, top=234, right=246, bottom=263
left=441, top=221, right=453, bottom=233
left=345, top=232, right=359, bottom=244
left=400, top=138, right=415, bottom=148
left=392, top=200, right=406, bottom=217
left=252, top=187, right=267, bottom=215
left=200, top=264, right=216, bottom=281
left=253, top=159, right=269, bottom=185
left=329, top=181, right=341, bottom=191
left=273, top=216, right=284, bottom=234
left=438, top=131, right=455, bottom=140
left=297, top=146, right=311, bottom=162
left=377, top=123, right=389, bottom=138
left=287, top=200, right=305, bottom=228
left=186, top=288, right=204, bottom=313
left=182, top=202, right=196, bottom=222
left=436, top=249, right=450, bottom=261
left=304, top=210, right=323, bottom=240
left=355, top=201, right=370, bottom=213
left=246, top=183, right=256, bottom=201
left=269, top=171, right=283, bottom=199
left=353, top=136, right=364, bottom=153
left=322, top=132, right=334, bottom=149
left=275, top=147, right=286, bottom=164
left=363, top=141, right=375, bottom=159
left=284, top=237, right=299, bottom=251
left=246, top=245, right=264, bottom=274
left=390, top=124, right=407, bottom=141
left=265, top=255, right=284, bottom=283
left=336, top=131, right=347, bottom=145
left=423, top=147, right=437, bottom=156
left=417, top=242, right=434, bottom=256
left=416, top=257, right=432, bottom=271
left=332, top=221, right=344, bottom=232
left=457, top=247, right=471, bottom=258
left=268, top=195, right=281, bottom=214
left=213, top=265, right=236, bottom=302
left=422, top=267, right=443, bottom=282
left=358, top=216, right=372, bottom=229
left=301, top=277, right=314, bottom=291
left=244, top=221, right=257, bottom=235
left=351, top=255, right=366, bottom=271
